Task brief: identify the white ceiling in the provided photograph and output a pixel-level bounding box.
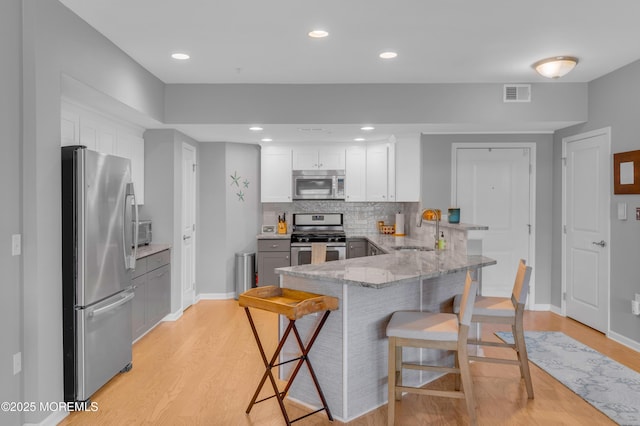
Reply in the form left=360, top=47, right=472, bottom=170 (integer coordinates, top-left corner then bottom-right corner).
left=59, top=0, right=640, bottom=142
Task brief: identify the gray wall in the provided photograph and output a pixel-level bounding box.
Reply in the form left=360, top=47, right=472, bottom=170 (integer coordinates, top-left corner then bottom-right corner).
left=421, top=134, right=554, bottom=305
left=197, top=142, right=260, bottom=295
left=554, top=59, right=640, bottom=344
left=223, top=143, right=261, bottom=293
left=0, top=0, right=22, bottom=425
left=165, top=83, right=588, bottom=128
left=197, top=144, right=227, bottom=294
left=21, top=1, right=164, bottom=422
left=142, top=129, right=200, bottom=313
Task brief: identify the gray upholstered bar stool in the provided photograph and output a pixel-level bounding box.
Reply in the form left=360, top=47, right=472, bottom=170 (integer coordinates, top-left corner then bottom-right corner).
left=454, top=259, right=534, bottom=399
left=386, top=272, right=479, bottom=426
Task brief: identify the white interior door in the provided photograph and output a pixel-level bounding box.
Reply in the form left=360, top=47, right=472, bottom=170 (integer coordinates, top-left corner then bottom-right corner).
left=563, top=129, right=610, bottom=333
left=454, top=146, right=533, bottom=298
left=182, top=144, right=196, bottom=309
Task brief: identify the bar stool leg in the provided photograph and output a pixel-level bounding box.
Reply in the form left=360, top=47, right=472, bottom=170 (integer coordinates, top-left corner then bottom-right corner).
left=244, top=308, right=293, bottom=424
left=244, top=307, right=334, bottom=424
left=513, top=315, right=534, bottom=399
left=388, top=336, right=397, bottom=426
left=289, top=312, right=333, bottom=421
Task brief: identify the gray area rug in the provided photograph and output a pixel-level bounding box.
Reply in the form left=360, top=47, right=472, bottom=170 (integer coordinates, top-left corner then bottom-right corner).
left=495, top=331, right=640, bottom=426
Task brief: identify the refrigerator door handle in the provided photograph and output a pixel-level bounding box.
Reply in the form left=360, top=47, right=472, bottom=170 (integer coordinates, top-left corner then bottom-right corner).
left=89, top=292, right=135, bottom=318
left=124, top=182, right=138, bottom=270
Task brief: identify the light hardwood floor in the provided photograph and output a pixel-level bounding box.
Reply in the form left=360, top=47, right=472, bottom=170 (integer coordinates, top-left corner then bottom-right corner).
left=59, top=300, right=640, bottom=425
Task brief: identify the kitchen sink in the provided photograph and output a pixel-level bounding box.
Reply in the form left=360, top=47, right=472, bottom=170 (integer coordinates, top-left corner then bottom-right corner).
left=391, top=246, right=434, bottom=252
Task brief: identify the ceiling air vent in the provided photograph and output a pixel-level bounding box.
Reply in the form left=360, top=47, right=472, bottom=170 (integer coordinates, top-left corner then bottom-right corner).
left=503, top=84, right=531, bottom=102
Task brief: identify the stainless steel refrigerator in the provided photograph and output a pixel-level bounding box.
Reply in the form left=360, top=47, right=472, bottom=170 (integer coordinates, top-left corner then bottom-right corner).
left=62, top=146, right=139, bottom=402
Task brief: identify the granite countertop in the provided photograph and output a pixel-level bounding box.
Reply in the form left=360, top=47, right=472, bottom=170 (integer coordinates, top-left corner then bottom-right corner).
left=432, top=222, right=489, bottom=231
left=276, top=233, right=495, bottom=289
left=136, top=243, right=171, bottom=259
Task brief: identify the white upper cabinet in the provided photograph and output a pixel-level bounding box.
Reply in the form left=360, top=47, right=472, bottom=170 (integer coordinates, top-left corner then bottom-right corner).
left=261, top=146, right=292, bottom=202
left=394, top=134, right=421, bottom=202
left=61, top=100, right=146, bottom=204
left=260, top=135, right=420, bottom=204
left=292, top=147, right=345, bottom=170
left=366, top=140, right=395, bottom=202
left=345, top=146, right=366, bottom=202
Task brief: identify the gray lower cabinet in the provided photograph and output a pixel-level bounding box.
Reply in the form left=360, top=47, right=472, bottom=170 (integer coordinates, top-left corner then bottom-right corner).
left=347, top=238, right=367, bottom=259
left=257, top=239, right=290, bottom=287
left=132, top=249, right=171, bottom=341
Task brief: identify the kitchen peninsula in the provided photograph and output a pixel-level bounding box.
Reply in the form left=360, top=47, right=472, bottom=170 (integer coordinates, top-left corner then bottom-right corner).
left=274, top=231, right=495, bottom=422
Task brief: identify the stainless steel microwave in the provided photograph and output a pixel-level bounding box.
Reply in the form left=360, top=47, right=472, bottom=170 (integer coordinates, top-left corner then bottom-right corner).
left=292, top=170, right=345, bottom=200
left=132, top=220, right=152, bottom=246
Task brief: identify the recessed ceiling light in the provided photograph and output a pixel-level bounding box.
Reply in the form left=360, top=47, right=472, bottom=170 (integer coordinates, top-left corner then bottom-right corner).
left=261, top=138, right=273, bottom=142
left=379, top=51, right=398, bottom=59
left=249, top=126, right=263, bottom=131
left=171, top=52, right=190, bottom=60
left=308, top=30, right=329, bottom=38
left=354, top=137, right=365, bottom=142
left=361, top=126, right=375, bottom=131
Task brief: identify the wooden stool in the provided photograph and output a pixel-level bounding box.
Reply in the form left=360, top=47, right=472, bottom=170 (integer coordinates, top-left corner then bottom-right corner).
left=453, top=259, right=534, bottom=398
left=387, top=272, right=478, bottom=425
left=238, top=286, right=339, bottom=425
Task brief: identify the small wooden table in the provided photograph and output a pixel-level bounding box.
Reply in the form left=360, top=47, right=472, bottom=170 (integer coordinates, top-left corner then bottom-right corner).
left=239, top=286, right=339, bottom=425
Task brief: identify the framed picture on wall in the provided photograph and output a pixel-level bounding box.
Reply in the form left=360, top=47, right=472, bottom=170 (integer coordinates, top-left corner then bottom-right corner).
left=613, top=150, right=640, bottom=194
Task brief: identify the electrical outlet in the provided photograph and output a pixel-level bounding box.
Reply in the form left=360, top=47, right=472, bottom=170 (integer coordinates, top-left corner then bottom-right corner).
left=11, top=234, right=21, bottom=256
left=13, top=352, right=21, bottom=375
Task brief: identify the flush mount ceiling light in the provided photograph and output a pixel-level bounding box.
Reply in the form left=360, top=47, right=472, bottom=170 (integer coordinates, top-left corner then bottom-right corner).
left=360, top=126, right=375, bottom=131
left=308, top=30, right=329, bottom=38
left=249, top=126, right=263, bottom=131
left=171, top=52, right=190, bottom=60
left=261, top=138, right=273, bottom=142
left=533, top=56, right=578, bottom=79
left=379, top=51, right=398, bottom=59
left=354, top=137, right=365, bottom=142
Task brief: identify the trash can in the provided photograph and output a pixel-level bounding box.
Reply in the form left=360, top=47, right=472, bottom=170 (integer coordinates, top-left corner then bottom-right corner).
left=235, top=252, right=256, bottom=300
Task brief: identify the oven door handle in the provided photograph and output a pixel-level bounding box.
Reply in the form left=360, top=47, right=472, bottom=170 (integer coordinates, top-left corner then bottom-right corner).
left=290, top=243, right=347, bottom=248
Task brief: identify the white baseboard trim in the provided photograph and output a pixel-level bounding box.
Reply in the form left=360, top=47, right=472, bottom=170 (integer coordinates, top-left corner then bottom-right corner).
left=549, top=304, right=563, bottom=316
left=24, top=409, right=68, bottom=426
left=608, top=330, right=640, bottom=352
left=197, top=292, right=235, bottom=301
left=162, top=309, right=183, bottom=322
left=530, top=303, right=551, bottom=312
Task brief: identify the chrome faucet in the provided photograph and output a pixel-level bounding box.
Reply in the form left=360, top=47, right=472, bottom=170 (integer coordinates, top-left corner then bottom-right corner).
left=418, top=208, right=440, bottom=248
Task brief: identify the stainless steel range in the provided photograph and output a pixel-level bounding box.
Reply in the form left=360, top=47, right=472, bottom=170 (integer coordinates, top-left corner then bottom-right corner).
left=290, top=213, right=346, bottom=266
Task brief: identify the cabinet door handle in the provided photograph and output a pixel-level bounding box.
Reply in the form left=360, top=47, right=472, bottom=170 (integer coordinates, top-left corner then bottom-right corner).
left=271, top=244, right=279, bottom=248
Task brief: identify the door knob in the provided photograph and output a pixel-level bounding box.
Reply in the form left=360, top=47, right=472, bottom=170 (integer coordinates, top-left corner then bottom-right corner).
left=591, top=240, right=606, bottom=247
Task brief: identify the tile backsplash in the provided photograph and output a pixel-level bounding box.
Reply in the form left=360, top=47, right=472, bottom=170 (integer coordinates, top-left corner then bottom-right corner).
left=262, top=201, right=420, bottom=235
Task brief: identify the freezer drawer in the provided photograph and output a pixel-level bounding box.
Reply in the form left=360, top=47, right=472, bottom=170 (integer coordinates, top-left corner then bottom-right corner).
left=74, top=290, right=134, bottom=401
